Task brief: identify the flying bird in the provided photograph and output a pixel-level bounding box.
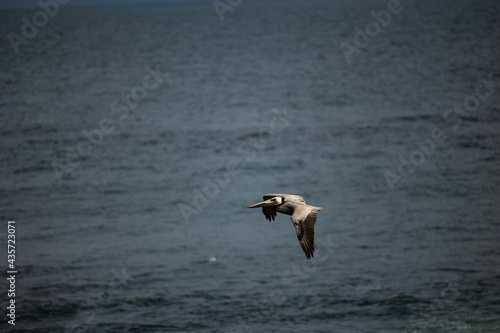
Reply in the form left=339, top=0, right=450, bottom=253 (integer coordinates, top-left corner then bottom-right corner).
left=247, top=194, right=325, bottom=259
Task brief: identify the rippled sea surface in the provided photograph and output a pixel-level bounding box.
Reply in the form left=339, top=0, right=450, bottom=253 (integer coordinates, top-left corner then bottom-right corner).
left=1, top=0, right=500, bottom=332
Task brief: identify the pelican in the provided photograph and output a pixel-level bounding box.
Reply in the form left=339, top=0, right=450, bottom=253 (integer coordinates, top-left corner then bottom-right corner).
left=247, top=194, right=325, bottom=259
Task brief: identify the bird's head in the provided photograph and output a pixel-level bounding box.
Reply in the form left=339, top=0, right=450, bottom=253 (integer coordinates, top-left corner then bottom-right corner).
left=246, top=196, right=283, bottom=208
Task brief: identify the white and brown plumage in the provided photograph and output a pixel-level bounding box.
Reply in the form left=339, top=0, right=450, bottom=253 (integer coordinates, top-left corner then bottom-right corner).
left=247, top=194, right=325, bottom=259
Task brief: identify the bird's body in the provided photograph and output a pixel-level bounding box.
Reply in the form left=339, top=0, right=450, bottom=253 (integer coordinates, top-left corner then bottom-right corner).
left=247, top=194, right=325, bottom=259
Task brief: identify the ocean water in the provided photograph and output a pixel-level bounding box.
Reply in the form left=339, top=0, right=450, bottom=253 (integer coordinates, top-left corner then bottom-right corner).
left=1, top=0, right=500, bottom=332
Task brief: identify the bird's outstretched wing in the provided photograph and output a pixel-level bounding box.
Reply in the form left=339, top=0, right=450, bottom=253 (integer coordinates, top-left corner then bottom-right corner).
left=290, top=205, right=318, bottom=259
left=262, top=206, right=277, bottom=222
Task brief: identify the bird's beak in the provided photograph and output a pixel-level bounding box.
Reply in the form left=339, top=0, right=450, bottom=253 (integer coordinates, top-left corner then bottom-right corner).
left=247, top=199, right=275, bottom=208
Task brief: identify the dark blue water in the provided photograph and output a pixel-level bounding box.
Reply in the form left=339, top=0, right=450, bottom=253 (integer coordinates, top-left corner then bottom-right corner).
left=1, top=0, right=500, bottom=332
